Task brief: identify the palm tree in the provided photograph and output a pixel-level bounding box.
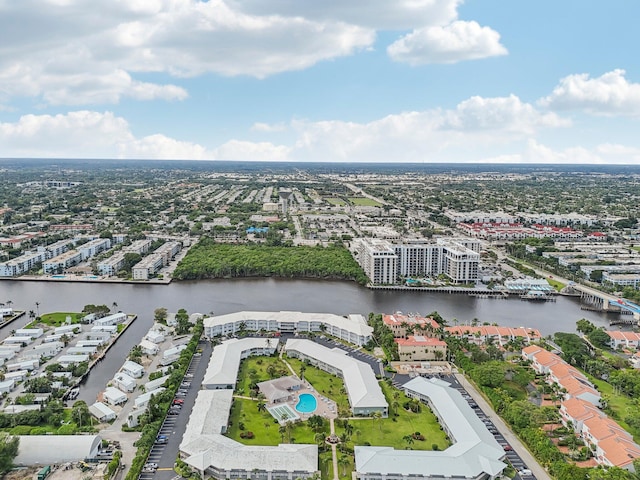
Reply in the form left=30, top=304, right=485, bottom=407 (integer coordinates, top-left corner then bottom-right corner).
left=112, top=302, right=118, bottom=311
left=402, top=434, right=414, bottom=447
left=338, top=455, right=349, bottom=477
left=6, top=300, right=12, bottom=309
left=257, top=402, right=266, bottom=413
left=371, top=411, right=382, bottom=431
left=35, top=302, right=40, bottom=317
left=299, top=363, right=306, bottom=381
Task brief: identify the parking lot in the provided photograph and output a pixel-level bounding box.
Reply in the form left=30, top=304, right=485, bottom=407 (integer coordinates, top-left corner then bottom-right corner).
left=138, top=340, right=212, bottom=480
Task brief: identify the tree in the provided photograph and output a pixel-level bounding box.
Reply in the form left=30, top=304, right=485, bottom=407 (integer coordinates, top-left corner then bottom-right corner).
left=402, top=434, right=414, bottom=447
left=576, top=319, right=596, bottom=335
left=154, top=307, right=168, bottom=323
left=0, top=433, right=19, bottom=475
left=338, top=455, right=349, bottom=477
left=587, top=328, right=612, bottom=350
left=257, top=402, right=266, bottom=413
left=72, top=401, right=90, bottom=428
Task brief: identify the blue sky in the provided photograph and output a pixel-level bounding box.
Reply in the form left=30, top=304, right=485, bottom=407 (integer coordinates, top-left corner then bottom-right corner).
left=1, top=0, right=640, bottom=163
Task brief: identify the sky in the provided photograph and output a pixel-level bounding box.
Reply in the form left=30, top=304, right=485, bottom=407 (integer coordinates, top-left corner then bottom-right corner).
left=1, top=0, right=640, bottom=164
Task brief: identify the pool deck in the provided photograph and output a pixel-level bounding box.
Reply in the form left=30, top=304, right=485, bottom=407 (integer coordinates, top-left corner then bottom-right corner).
left=273, top=381, right=338, bottom=422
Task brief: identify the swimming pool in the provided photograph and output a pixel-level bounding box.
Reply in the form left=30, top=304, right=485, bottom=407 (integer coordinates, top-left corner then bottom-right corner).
left=51, top=275, right=66, bottom=279
left=295, top=393, right=317, bottom=413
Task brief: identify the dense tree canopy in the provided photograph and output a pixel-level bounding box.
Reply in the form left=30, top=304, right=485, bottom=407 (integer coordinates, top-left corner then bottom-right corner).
left=174, top=239, right=368, bottom=284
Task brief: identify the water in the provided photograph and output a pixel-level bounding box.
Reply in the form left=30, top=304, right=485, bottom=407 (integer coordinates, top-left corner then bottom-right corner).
left=0, top=278, right=622, bottom=402
left=295, top=393, right=318, bottom=413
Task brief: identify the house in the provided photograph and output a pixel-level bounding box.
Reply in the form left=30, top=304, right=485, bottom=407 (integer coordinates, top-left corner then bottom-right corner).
left=89, top=402, right=116, bottom=422
left=0, top=308, right=14, bottom=318
left=127, top=409, right=146, bottom=428
left=135, top=387, right=166, bottom=409
left=28, top=342, right=64, bottom=359
left=2, top=336, right=33, bottom=346
left=113, top=372, right=137, bottom=393
left=139, top=339, right=159, bottom=355
left=0, top=380, right=16, bottom=394
left=383, top=313, right=440, bottom=338
left=54, top=324, right=80, bottom=336
left=58, top=354, right=90, bottom=366
left=395, top=335, right=447, bottom=361
left=146, top=330, right=165, bottom=344
left=14, top=328, right=44, bottom=339
left=66, top=346, right=98, bottom=356
left=145, top=375, right=169, bottom=392
left=6, top=360, right=39, bottom=372
left=91, top=325, right=118, bottom=334
left=93, top=312, right=127, bottom=326
left=5, top=370, right=28, bottom=382
left=121, top=360, right=144, bottom=379
left=605, top=331, right=640, bottom=350
left=103, top=386, right=128, bottom=406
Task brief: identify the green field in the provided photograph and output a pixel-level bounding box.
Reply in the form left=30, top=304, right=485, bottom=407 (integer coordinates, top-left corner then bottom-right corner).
left=235, top=355, right=289, bottom=397
left=348, top=197, right=382, bottom=207
left=37, top=312, right=82, bottom=326
left=325, top=197, right=346, bottom=206
left=286, top=357, right=351, bottom=414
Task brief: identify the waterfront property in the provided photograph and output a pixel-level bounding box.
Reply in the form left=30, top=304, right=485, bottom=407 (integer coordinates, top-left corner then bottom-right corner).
left=204, top=312, right=373, bottom=345
left=446, top=325, right=542, bottom=347
left=395, top=335, right=447, bottom=362
left=354, top=377, right=506, bottom=480
left=284, top=339, right=388, bottom=417
left=204, top=311, right=374, bottom=346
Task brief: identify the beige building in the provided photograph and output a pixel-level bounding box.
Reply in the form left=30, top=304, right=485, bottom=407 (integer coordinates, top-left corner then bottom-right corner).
left=396, top=335, right=447, bottom=362
left=382, top=313, right=440, bottom=338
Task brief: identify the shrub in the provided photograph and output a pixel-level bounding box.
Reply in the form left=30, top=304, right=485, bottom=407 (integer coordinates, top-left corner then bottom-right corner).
left=240, top=431, right=255, bottom=439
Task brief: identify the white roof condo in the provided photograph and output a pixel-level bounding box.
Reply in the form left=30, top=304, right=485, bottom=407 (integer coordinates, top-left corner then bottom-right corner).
left=284, top=339, right=387, bottom=416
left=204, top=311, right=373, bottom=346
left=202, top=337, right=277, bottom=388
left=354, top=377, right=506, bottom=480
left=180, top=390, right=318, bottom=479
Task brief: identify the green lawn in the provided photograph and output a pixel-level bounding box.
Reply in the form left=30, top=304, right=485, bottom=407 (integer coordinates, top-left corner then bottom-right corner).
left=546, top=278, right=566, bottom=291
left=227, top=397, right=321, bottom=446
left=588, top=376, right=640, bottom=442
left=286, top=357, right=351, bottom=414
left=347, top=197, right=381, bottom=207
left=325, top=197, right=346, bottom=206
left=235, top=355, right=288, bottom=396
left=37, top=312, right=82, bottom=327
left=334, top=382, right=449, bottom=451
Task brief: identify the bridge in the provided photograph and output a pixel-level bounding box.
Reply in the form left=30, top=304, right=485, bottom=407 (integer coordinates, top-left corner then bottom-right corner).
left=563, top=283, right=640, bottom=322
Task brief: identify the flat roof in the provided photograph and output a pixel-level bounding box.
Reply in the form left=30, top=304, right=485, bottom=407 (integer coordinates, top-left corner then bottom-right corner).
left=202, top=337, right=276, bottom=387
left=284, top=339, right=387, bottom=410
left=204, top=311, right=373, bottom=337
left=355, top=377, right=505, bottom=478
left=181, top=390, right=317, bottom=474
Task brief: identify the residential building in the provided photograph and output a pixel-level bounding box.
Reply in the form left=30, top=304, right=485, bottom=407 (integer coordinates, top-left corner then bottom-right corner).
left=605, top=331, right=640, bottom=350
left=123, top=239, right=153, bottom=255
left=78, top=238, right=111, bottom=260
left=43, top=250, right=83, bottom=274
left=446, top=326, right=542, bottom=346
left=202, top=338, right=276, bottom=389
left=97, top=251, right=126, bottom=276
left=354, top=238, right=397, bottom=284
left=560, top=397, right=640, bottom=470
left=382, top=313, right=440, bottom=338
left=395, top=335, right=447, bottom=361
left=180, top=390, right=318, bottom=480
left=204, top=311, right=373, bottom=346
left=354, top=377, right=506, bottom=480
left=285, top=339, right=388, bottom=417
left=0, top=251, right=46, bottom=277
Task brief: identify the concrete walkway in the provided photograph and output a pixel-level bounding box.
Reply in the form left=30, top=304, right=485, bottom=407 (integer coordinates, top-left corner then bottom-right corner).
left=329, top=418, right=339, bottom=480
left=455, top=374, right=552, bottom=480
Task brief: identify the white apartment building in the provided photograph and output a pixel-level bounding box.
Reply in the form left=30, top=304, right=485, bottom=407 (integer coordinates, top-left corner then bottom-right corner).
left=132, top=255, right=164, bottom=280
left=97, top=251, right=127, bottom=276
left=354, top=238, right=397, bottom=284
left=78, top=238, right=111, bottom=260
left=41, top=239, right=76, bottom=259
left=43, top=250, right=83, bottom=274
left=123, top=239, right=153, bottom=255
left=354, top=238, right=480, bottom=285
left=0, top=251, right=46, bottom=277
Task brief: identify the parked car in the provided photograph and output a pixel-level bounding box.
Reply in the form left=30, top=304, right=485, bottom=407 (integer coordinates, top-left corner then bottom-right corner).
left=156, top=435, right=169, bottom=444
left=502, top=444, right=512, bottom=451
left=173, top=399, right=184, bottom=405
left=144, top=463, right=158, bottom=469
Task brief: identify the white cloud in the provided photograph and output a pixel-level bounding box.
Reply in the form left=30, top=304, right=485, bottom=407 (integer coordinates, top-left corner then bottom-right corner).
left=0, top=96, right=574, bottom=163
left=0, top=0, right=506, bottom=106
left=0, top=0, right=374, bottom=105
left=0, top=111, right=133, bottom=157
left=251, top=122, right=288, bottom=133
left=387, top=20, right=507, bottom=65
left=539, top=69, right=640, bottom=116
left=226, top=0, right=462, bottom=30
left=443, top=95, right=569, bottom=133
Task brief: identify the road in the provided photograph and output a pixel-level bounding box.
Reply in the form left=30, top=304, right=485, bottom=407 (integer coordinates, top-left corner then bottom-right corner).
left=138, top=339, right=212, bottom=480
left=453, top=373, right=551, bottom=480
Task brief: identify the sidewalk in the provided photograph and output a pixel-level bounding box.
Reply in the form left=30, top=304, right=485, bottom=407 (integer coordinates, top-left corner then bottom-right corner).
left=454, top=374, right=552, bottom=480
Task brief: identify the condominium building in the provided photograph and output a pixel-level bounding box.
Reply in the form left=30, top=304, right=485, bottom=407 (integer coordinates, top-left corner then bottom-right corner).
left=396, top=336, right=447, bottom=361
left=123, top=239, right=153, bottom=255
left=43, top=250, right=83, bottom=274
left=78, top=238, right=111, bottom=260
left=97, top=252, right=126, bottom=276
left=0, top=251, right=46, bottom=277
left=353, top=238, right=480, bottom=285
left=354, top=238, right=397, bottom=284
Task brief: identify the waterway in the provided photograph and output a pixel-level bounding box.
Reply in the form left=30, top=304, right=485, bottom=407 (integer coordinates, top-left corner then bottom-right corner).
left=0, top=278, right=624, bottom=402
